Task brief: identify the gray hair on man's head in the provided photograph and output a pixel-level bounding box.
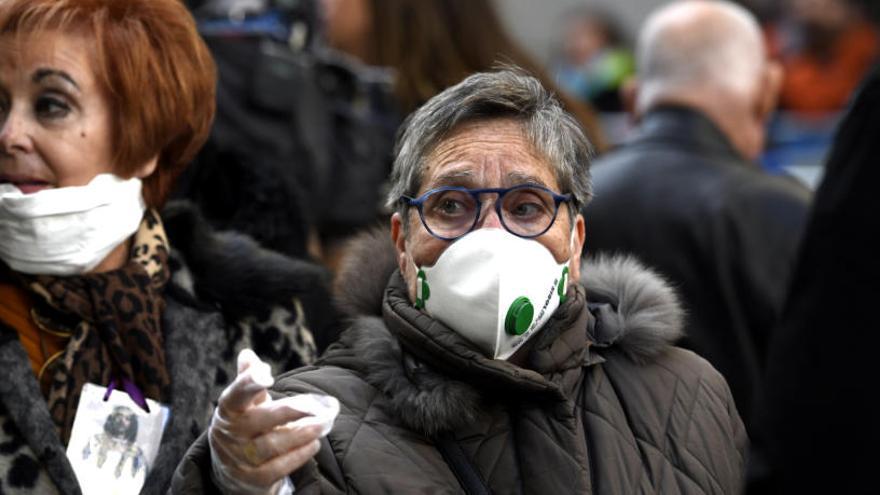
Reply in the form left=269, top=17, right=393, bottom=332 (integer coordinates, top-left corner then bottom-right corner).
left=635, top=0, right=765, bottom=113
left=386, top=67, right=594, bottom=224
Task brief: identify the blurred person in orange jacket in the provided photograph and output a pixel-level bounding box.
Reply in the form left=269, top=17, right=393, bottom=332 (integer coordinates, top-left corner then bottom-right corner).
left=767, top=0, right=878, bottom=112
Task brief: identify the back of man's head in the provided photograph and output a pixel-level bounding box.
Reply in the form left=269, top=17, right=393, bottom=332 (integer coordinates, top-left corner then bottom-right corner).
left=634, top=0, right=780, bottom=159
left=637, top=0, right=763, bottom=108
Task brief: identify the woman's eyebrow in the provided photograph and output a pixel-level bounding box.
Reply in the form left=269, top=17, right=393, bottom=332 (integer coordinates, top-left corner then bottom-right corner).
left=433, top=169, right=474, bottom=186
left=505, top=172, right=547, bottom=187
left=33, top=68, right=80, bottom=92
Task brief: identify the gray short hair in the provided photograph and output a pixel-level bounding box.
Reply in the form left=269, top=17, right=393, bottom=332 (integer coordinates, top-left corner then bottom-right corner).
left=385, top=68, right=594, bottom=222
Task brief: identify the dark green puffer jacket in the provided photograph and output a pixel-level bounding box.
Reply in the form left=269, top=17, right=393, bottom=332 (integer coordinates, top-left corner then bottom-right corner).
left=173, top=231, right=746, bottom=494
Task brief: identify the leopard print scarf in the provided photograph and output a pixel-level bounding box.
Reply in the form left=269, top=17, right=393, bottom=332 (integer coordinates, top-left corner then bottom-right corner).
left=22, top=209, right=171, bottom=443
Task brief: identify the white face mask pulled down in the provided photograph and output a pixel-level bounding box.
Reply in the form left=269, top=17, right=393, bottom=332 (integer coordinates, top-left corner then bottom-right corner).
left=0, top=173, right=146, bottom=276
left=415, top=228, right=573, bottom=360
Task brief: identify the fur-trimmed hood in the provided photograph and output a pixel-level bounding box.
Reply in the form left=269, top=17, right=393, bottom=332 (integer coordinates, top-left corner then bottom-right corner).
left=334, top=226, right=683, bottom=362
left=319, top=227, right=685, bottom=436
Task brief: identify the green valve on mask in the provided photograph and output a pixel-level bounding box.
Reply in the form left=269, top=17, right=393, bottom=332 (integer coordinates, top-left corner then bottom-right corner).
left=505, top=296, right=534, bottom=335
left=558, top=266, right=570, bottom=303
left=415, top=269, right=430, bottom=309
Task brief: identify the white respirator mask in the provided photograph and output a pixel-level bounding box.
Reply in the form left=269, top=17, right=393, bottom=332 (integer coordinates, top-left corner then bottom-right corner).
left=0, top=173, right=146, bottom=275
left=415, top=228, right=573, bottom=360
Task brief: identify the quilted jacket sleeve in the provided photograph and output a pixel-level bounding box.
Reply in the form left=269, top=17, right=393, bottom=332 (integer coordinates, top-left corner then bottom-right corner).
left=679, top=348, right=749, bottom=494
left=595, top=346, right=748, bottom=494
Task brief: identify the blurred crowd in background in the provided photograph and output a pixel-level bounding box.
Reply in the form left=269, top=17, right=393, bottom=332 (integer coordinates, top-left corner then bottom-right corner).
left=177, top=0, right=877, bottom=269
left=550, top=0, right=877, bottom=187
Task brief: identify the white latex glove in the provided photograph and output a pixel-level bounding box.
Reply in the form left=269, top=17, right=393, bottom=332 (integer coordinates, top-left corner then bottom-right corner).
left=208, top=349, right=338, bottom=495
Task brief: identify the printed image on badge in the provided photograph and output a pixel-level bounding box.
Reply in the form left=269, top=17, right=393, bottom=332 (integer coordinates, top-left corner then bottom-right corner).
left=66, top=383, right=170, bottom=495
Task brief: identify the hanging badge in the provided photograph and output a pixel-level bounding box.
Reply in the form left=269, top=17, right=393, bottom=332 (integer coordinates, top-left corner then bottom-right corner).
left=66, top=383, right=170, bottom=495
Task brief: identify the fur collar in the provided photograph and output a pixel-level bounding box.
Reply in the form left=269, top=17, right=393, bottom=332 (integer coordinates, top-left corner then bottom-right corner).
left=323, top=227, right=684, bottom=436
left=323, top=316, right=486, bottom=437
left=334, top=227, right=683, bottom=362
left=162, top=201, right=333, bottom=322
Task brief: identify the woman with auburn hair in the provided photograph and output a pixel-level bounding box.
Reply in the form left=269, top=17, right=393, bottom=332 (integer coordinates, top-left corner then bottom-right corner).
left=321, top=0, right=609, bottom=152
left=0, top=0, right=333, bottom=493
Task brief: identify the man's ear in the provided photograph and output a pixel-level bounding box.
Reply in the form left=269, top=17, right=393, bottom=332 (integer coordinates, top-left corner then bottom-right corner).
left=569, top=213, right=586, bottom=282
left=390, top=212, right=408, bottom=274
left=621, top=76, right=640, bottom=121
left=134, top=155, right=159, bottom=179
left=756, top=61, right=783, bottom=123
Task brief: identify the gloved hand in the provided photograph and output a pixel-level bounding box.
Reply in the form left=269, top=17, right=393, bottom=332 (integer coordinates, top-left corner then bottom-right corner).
left=208, top=349, right=331, bottom=494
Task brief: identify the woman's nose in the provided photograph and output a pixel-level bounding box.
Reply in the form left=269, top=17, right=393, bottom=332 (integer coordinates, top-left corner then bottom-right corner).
left=0, top=107, right=33, bottom=154
left=475, top=201, right=503, bottom=230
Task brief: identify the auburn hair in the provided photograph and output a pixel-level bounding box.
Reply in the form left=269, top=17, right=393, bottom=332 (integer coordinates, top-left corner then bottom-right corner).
left=0, top=0, right=216, bottom=207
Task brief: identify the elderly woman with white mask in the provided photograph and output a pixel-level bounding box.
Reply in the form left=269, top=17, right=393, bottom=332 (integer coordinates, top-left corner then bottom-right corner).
left=0, top=1, right=332, bottom=493
left=174, top=69, right=746, bottom=494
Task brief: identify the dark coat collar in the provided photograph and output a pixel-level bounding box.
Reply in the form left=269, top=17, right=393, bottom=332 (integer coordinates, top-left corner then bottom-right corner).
left=162, top=201, right=332, bottom=322
left=162, top=200, right=339, bottom=349
left=633, top=105, right=746, bottom=162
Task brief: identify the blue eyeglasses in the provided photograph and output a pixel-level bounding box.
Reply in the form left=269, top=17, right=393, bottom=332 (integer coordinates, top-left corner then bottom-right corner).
left=400, top=184, right=572, bottom=241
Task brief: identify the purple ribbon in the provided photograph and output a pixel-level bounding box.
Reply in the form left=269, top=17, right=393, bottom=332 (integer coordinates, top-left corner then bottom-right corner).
left=103, top=377, right=151, bottom=413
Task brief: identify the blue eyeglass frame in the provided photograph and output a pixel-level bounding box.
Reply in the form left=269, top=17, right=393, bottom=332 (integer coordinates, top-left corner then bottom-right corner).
left=400, top=184, right=573, bottom=241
